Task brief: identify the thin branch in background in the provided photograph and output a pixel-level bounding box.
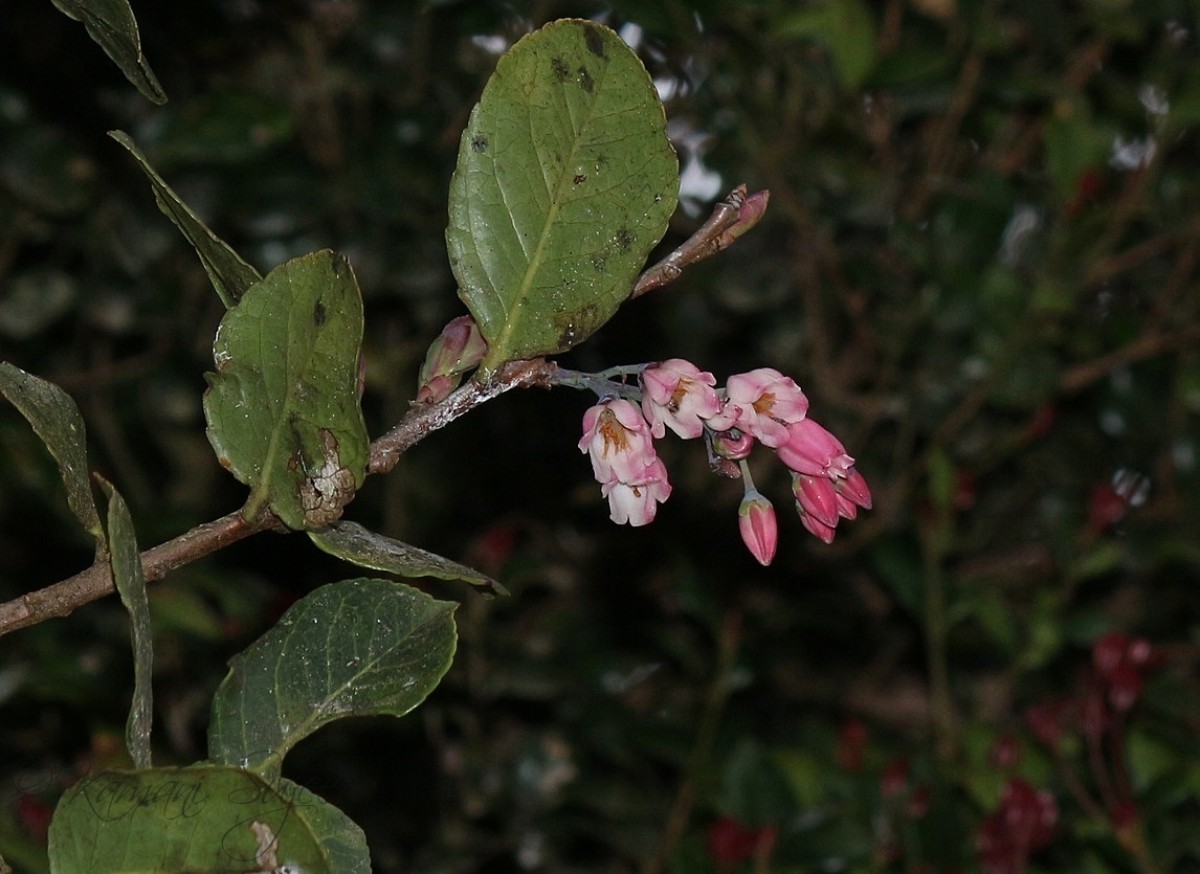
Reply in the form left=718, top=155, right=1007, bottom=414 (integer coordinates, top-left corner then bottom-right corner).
left=643, top=613, right=743, bottom=874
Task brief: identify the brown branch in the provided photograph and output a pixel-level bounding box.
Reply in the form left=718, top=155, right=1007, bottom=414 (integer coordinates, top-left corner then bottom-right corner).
left=367, top=358, right=557, bottom=475
left=0, top=510, right=263, bottom=638
left=631, top=184, right=753, bottom=298
left=1059, top=323, right=1200, bottom=395
left=0, top=357, right=559, bottom=639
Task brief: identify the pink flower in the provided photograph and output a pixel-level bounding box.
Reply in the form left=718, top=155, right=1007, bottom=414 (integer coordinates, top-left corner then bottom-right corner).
left=738, top=489, right=778, bottom=566
left=776, top=418, right=855, bottom=478
left=710, top=368, right=809, bottom=447
left=640, top=359, right=721, bottom=439
left=579, top=399, right=671, bottom=526
left=579, top=398, right=658, bottom=485
left=602, top=458, right=672, bottom=526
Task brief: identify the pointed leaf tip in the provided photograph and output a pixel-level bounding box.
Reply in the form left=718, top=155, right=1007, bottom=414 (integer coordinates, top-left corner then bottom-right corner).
left=0, top=362, right=105, bottom=556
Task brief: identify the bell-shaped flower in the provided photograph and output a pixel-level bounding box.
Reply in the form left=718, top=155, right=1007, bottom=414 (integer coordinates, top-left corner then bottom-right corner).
left=602, top=458, right=672, bottom=526
left=709, top=368, right=809, bottom=448
left=738, top=488, right=778, bottom=566
left=579, top=398, right=658, bottom=485
left=580, top=399, right=672, bottom=525
left=640, top=359, right=722, bottom=439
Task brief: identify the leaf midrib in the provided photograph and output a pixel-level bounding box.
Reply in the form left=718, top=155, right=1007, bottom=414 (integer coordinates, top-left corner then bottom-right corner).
left=482, top=50, right=612, bottom=370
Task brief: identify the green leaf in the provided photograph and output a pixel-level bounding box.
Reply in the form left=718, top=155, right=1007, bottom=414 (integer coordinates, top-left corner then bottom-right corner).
left=0, top=362, right=105, bottom=556
left=208, top=578, right=457, bottom=782
left=50, top=0, right=166, bottom=104
left=309, top=520, right=508, bottom=596
left=47, top=765, right=357, bottom=873
left=447, top=19, right=678, bottom=371
left=203, top=250, right=369, bottom=530
left=96, top=477, right=153, bottom=770
left=109, top=131, right=262, bottom=308
left=275, top=778, right=370, bottom=874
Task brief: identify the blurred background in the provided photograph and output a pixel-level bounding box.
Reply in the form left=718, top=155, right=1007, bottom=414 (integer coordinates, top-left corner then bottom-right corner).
left=1, top=1, right=1198, bottom=871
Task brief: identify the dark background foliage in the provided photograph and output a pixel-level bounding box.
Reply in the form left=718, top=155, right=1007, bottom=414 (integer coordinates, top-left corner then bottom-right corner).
left=1, top=1, right=1198, bottom=872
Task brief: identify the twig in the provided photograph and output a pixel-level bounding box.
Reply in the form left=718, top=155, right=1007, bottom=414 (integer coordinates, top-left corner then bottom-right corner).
left=0, top=358, right=558, bottom=638
left=0, top=511, right=262, bottom=638
left=632, top=184, right=765, bottom=298
left=1059, top=324, right=1200, bottom=395
left=368, top=358, right=556, bottom=474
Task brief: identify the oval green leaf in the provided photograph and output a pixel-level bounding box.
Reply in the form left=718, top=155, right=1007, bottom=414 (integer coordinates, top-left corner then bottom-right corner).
left=47, top=765, right=363, bottom=873
left=309, top=520, right=507, bottom=596
left=447, top=19, right=678, bottom=370
left=203, top=250, right=369, bottom=530
left=208, top=578, right=457, bottom=782
left=0, top=362, right=105, bottom=556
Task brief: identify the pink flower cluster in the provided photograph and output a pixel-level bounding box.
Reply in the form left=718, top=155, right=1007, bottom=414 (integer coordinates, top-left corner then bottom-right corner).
left=578, top=359, right=872, bottom=563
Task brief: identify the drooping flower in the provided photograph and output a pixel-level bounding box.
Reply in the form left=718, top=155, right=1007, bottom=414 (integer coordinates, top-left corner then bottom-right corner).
left=738, top=488, right=778, bottom=566
left=602, top=458, right=672, bottom=526
left=709, top=367, right=809, bottom=447
left=640, top=359, right=722, bottom=439
left=579, top=398, right=671, bottom=526
left=579, top=398, right=659, bottom=485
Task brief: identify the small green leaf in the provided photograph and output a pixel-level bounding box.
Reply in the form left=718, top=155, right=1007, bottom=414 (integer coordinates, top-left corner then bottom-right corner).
left=0, top=362, right=105, bottom=556
left=109, top=131, right=261, bottom=308
left=49, top=0, right=166, bottom=105
left=309, top=520, right=507, bottom=596
left=97, top=477, right=153, bottom=770
left=447, top=19, right=678, bottom=371
left=208, top=578, right=457, bottom=782
left=203, top=250, right=369, bottom=530
left=48, top=766, right=344, bottom=873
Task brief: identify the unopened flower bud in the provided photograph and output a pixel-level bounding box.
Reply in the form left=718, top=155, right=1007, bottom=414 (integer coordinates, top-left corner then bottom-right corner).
left=711, top=428, right=755, bottom=461
left=416, top=315, right=487, bottom=404
left=738, top=489, right=778, bottom=566
left=793, top=472, right=839, bottom=528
